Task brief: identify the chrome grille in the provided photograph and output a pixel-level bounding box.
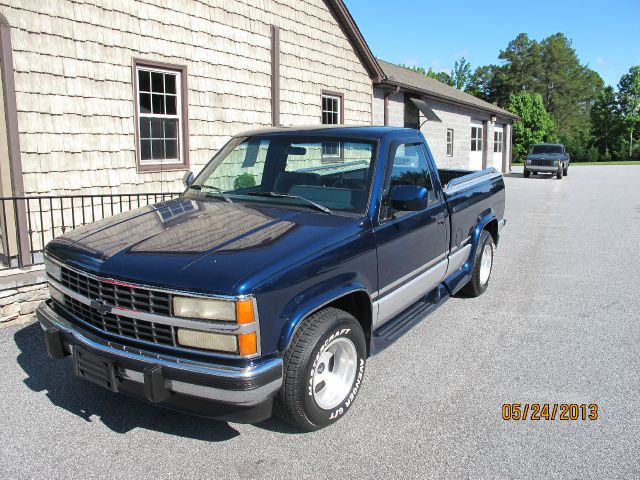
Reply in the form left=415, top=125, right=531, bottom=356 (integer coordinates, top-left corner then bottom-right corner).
left=529, top=159, right=556, bottom=167
left=58, top=266, right=176, bottom=347
left=60, top=266, right=171, bottom=315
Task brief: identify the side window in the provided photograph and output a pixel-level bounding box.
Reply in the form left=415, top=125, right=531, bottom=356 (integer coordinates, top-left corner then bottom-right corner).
left=382, top=142, right=437, bottom=218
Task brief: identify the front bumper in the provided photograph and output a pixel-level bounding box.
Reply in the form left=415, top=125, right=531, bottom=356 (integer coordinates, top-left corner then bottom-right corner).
left=36, top=301, right=282, bottom=421
left=525, top=163, right=560, bottom=172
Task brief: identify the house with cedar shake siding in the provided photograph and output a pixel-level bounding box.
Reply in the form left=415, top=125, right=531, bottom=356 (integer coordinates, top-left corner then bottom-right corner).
left=0, top=0, right=513, bottom=323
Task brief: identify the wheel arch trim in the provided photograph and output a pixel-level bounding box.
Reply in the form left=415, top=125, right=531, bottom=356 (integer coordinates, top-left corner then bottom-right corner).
left=278, top=284, right=373, bottom=353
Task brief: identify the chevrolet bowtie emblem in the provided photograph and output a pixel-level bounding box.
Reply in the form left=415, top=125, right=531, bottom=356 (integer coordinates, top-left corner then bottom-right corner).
left=90, top=299, right=112, bottom=315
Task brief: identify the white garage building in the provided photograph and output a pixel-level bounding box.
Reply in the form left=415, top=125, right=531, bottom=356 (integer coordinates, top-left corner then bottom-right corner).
left=373, top=60, right=518, bottom=172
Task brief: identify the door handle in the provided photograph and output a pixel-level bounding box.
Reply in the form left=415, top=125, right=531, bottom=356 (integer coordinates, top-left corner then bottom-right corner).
left=435, top=216, right=445, bottom=225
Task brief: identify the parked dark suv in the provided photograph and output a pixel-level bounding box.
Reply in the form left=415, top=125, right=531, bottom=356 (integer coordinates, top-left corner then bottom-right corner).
left=524, top=144, right=570, bottom=179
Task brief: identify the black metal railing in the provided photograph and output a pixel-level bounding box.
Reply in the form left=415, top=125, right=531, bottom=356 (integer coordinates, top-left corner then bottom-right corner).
left=0, top=192, right=181, bottom=270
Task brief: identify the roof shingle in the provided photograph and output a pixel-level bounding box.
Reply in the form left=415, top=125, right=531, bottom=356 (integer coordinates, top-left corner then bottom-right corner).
left=377, top=59, right=518, bottom=120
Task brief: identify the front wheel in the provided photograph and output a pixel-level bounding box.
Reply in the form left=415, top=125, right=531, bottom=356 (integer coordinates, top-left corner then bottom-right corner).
left=461, top=230, right=495, bottom=297
left=275, top=307, right=367, bottom=431
left=563, top=166, right=568, bottom=176
left=556, top=168, right=563, bottom=179
left=524, top=169, right=530, bottom=178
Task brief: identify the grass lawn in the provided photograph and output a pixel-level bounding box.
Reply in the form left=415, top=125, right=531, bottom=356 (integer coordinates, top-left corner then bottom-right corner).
left=514, top=161, right=640, bottom=166
left=569, top=161, right=640, bottom=166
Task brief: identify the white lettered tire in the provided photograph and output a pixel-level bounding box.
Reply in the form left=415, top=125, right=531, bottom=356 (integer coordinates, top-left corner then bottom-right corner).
left=275, top=307, right=366, bottom=431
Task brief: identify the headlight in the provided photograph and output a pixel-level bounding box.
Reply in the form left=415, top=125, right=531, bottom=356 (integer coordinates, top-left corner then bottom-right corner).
left=172, top=296, right=255, bottom=324
left=44, top=257, right=62, bottom=281
left=176, top=329, right=238, bottom=352
left=175, top=329, right=257, bottom=355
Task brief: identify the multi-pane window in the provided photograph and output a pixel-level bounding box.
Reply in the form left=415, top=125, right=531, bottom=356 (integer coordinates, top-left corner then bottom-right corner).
left=136, top=65, right=183, bottom=165
left=446, top=129, right=454, bottom=156
left=322, top=94, right=342, bottom=124
left=321, top=93, right=343, bottom=158
left=471, top=125, right=483, bottom=152
left=494, top=130, right=504, bottom=153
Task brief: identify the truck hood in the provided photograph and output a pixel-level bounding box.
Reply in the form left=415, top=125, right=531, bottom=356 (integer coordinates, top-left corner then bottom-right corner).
left=46, top=197, right=364, bottom=296
left=527, top=153, right=563, bottom=160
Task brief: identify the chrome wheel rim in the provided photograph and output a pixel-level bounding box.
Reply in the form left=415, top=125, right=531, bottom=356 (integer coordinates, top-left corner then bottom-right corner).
left=312, top=337, right=357, bottom=410
left=479, top=243, right=493, bottom=285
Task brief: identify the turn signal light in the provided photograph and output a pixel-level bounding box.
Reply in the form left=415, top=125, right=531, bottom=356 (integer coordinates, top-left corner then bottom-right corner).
left=238, top=332, right=258, bottom=356
left=236, top=299, right=255, bottom=325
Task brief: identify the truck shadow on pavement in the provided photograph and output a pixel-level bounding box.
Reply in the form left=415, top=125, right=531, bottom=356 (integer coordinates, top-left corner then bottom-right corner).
left=14, top=322, right=244, bottom=441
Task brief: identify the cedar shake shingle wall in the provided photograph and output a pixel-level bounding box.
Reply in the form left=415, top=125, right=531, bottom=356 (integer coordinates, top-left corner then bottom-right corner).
left=0, top=0, right=372, bottom=196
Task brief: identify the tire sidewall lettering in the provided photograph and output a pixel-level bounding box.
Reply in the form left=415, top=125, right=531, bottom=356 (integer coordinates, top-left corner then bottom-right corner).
left=304, top=324, right=366, bottom=425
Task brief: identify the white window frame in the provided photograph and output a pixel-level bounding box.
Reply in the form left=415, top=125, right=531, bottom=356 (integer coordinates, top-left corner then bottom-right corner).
left=321, top=93, right=343, bottom=158
left=446, top=128, right=454, bottom=156
left=471, top=125, right=483, bottom=152
left=321, top=94, right=342, bottom=125
left=136, top=65, right=183, bottom=166
left=494, top=130, right=504, bottom=153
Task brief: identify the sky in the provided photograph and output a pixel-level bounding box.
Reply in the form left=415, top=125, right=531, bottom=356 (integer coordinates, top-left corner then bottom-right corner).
left=343, top=0, right=640, bottom=87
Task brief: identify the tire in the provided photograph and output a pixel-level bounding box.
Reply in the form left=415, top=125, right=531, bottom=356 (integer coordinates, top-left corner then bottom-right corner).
left=524, top=169, right=530, bottom=178
left=563, top=166, right=568, bottom=176
left=532, top=171, right=538, bottom=175
left=556, top=168, right=563, bottom=179
left=461, top=230, right=495, bottom=297
left=275, top=307, right=367, bottom=431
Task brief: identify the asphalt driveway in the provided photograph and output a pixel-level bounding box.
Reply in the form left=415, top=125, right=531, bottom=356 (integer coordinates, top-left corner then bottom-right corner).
left=1, top=165, right=639, bottom=479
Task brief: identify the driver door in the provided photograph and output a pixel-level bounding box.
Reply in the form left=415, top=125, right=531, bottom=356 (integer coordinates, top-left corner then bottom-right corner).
left=373, top=141, right=448, bottom=328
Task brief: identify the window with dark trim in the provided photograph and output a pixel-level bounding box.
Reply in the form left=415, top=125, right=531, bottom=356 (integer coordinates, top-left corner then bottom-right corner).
left=471, top=125, right=483, bottom=152
left=494, top=130, right=503, bottom=153
left=322, top=93, right=342, bottom=124
left=446, top=128, right=454, bottom=156
left=321, top=91, right=343, bottom=159
left=134, top=60, right=189, bottom=171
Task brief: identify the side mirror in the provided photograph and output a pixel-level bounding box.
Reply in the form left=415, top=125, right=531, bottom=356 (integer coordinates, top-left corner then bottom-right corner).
left=390, top=185, right=429, bottom=211
left=182, top=171, right=195, bottom=188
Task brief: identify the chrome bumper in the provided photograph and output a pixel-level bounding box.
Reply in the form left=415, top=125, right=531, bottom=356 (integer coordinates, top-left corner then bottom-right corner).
left=525, top=164, right=559, bottom=172
left=36, top=302, right=282, bottom=407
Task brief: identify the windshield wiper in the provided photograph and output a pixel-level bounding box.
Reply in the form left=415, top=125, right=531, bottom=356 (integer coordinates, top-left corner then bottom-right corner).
left=245, top=191, right=333, bottom=214
left=187, top=184, right=232, bottom=203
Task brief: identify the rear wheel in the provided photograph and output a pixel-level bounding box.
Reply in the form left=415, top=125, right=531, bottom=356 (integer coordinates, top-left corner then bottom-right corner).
left=532, top=171, right=538, bottom=175
left=275, top=307, right=366, bottom=431
left=524, top=169, right=530, bottom=178
left=461, top=230, right=495, bottom=297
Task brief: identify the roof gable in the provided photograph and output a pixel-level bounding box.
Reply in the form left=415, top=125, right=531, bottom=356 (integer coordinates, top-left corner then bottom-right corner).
left=323, top=0, right=384, bottom=83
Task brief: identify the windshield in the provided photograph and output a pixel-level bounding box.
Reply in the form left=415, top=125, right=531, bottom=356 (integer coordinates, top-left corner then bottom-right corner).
left=531, top=145, right=563, bottom=154
left=189, top=135, right=376, bottom=214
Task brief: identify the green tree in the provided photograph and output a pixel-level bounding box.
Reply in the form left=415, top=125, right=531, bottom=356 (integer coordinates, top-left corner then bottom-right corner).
left=400, top=64, right=427, bottom=75
left=617, top=66, right=640, bottom=158
left=399, top=64, right=453, bottom=86
left=507, top=92, right=556, bottom=161
left=498, top=33, right=543, bottom=95
left=591, top=86, right=620, bottom=156
left=451, top=57, right=472, bottom=91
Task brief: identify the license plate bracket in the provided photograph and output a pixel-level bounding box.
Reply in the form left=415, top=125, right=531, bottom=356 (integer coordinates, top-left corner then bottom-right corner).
left=72, top=347, right=119, bottom=392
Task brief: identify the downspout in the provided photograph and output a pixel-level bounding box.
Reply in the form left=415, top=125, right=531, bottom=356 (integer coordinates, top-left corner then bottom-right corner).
left=383, top=85, right=400, bottom=126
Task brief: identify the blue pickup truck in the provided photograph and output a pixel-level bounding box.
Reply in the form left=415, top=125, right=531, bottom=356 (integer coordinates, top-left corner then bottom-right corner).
left=37, top=126, right=506, bottom=430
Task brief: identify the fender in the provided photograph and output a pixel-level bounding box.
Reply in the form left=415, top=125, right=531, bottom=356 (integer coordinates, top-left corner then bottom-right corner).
left=444, top=210, right=497, bottom=295
left=278, top=281, right=372, bottom=352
